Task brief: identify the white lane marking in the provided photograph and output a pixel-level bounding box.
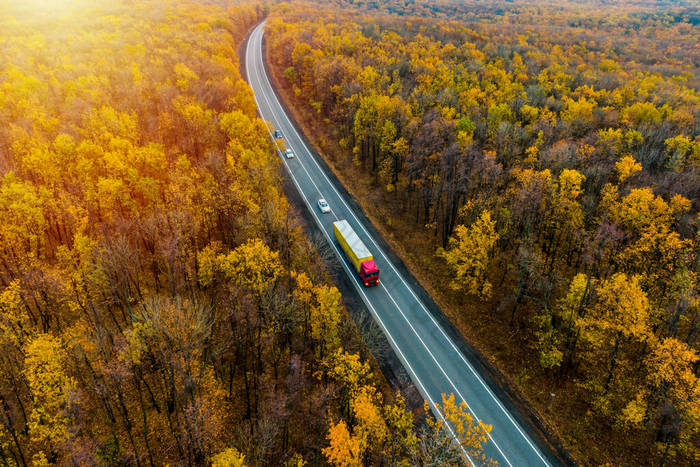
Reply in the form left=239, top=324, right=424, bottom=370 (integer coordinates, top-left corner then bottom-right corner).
left=249, top=22, right=500, bottom=464
left=251, top=32, right=339, bottom=224
left=260, top=38, right=515, bottom=458
left=378, top=280, right=513, bottom=466
left=245, top=25, right=475, bottom=465
left=254, top=21, right=550, bottom=466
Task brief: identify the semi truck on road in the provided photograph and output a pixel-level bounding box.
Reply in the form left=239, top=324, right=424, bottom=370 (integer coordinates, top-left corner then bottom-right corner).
left=333, top=220, right=380, bottom=287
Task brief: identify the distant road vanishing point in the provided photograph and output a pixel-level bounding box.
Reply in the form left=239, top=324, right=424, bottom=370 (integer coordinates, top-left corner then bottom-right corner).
left=245, top=20, right=559, bottom=467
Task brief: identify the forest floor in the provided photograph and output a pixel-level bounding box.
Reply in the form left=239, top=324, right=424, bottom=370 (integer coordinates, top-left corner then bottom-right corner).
left=260, top=36, right=660, bottom=467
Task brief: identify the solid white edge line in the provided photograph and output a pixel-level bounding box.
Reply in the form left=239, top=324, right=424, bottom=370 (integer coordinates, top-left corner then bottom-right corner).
left=251, top=22, right=508, bottom=464
left=378, top=279, right=513, bottom=466
left=245, top=25, right=475, bottom=466
left=255, top=20, right=550, bottom=467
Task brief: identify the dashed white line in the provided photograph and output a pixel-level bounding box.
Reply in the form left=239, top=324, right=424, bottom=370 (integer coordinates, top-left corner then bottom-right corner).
left=245, top=26, right=475, bottom=465
left=247, top=22, right=551, bottom=466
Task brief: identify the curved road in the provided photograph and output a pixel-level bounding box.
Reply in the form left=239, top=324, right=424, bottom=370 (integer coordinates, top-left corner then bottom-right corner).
left=245, top=21, right=555, bottom=466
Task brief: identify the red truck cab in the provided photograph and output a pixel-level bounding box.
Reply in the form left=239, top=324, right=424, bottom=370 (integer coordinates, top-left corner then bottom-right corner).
left=360, top=260, right=380, bottom=287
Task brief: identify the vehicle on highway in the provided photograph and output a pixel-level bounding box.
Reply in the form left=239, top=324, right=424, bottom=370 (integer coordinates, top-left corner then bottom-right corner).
left=318, top=198, right=330, bottom=213
left=273, top=129, right=283, bottom=139
left=333, top=220, right=379, bottom=286
left=284, top=148, right=294, bottom=159
left=247, top=24, right=555, bottom=465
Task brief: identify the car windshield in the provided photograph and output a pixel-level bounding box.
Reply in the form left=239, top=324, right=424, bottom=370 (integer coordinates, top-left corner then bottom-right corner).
left=320, top=200, right=327, bottom=207
left=365, top=271, right=378, bottom=277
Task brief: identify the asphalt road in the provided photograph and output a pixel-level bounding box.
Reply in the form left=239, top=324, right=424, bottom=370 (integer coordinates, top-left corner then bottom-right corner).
left=245, top=21, right=555, bottom=466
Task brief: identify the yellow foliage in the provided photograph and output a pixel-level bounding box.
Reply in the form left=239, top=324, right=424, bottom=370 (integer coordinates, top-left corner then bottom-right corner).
left=0, top=1, right=283, bottom=464
left=0, top=280, right=33, bottom=347
left=422, top=393, right=494, bottom=464
left=382, top=392, right=418, bottom=460
left=556, top=273, right=592, bottom=329
left=119, top=321, right=153, bottom=366
left=520, top=105, right=539, bottom=123
left=615, top=155, right=642, bottom=183
left=173, top=62, right=199, bottom=91
left=219, top=239, right=283, bottom=294
left=212, top=447, right=246, bottom=467
left=439, top=210, right=499, bottom=300
left=197, top=242, right=223, bottom=287
left=323, top=420, right=362, bottom=467
left=321, top=349, right=372, bottom=398
left=524, top=145, right=539, bottom=166
left=0, top=173, right=47, bottom=255
left=670, top=193, right=691, bottom=216
left=620, top=395, right=646, bottom=428
left=557, top=169, right=585, bottom=199
left=609, top=187, right=673, bottom=233
left=561, top=96, right=595, bottom=123
left=598, top=182, right=619, bottom=215
left=646, top=338, right=699, bottom=407
left=292, top=270, right=314, bottom=307
left=599, top=59, right=621, bottom=73
left=622, top=224, right=692, bottom=271
left=311, top=284, right=343, bottom=353
left=664, top=134, right=700, bottom=170
left=31, top=451, right=49, bottom=467
left=580, top=273, right=650, bottom=343
left=352, top=386, right=388, bottom=449
left=597, top=128, right=623, bottom=155
left=440, top=393, right=491, bottom=450
left=577, top=143, right=595, bottom=159
left=25, top=333, right=76, bottom=453
left=621, top=102, right=662, bottom=126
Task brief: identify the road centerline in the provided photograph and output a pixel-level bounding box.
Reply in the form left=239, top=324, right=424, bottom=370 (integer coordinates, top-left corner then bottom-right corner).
left=245, top=21, right=553, bottom=466
left=245, top=26, right=475, bottom=464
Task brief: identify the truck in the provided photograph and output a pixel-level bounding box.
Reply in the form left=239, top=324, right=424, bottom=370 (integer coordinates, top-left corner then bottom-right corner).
left=333, top=219, right=380, bottom=287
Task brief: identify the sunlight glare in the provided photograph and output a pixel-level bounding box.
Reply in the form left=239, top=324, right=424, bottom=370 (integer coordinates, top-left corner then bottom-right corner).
left=3, top=0, right=90, bottom=18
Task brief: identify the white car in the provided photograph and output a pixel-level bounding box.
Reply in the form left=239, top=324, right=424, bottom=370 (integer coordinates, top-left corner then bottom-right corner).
left=284, top=148, right=295, bottom=159
left=318, top=198, right=331, bottom=213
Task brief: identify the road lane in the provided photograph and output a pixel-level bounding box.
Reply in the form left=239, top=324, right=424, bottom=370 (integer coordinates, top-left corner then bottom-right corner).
left=244, top=21, right=555, bottom=466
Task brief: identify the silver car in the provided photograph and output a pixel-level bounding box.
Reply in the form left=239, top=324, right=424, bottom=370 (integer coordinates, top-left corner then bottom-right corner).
left=284, top=148, right=294, bottom=159
left=318, top=198, right=330, bottom=213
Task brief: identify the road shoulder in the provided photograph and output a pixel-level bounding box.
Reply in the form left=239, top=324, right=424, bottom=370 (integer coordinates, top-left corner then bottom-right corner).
left=257, top=25, right=575, bottom=467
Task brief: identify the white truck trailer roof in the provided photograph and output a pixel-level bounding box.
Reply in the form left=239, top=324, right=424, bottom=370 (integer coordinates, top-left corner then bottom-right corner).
left=333, top=220, right=372, bottom=260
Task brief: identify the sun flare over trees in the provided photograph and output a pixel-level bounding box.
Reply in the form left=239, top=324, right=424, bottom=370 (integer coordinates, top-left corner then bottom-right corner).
left=0, top=0, right=502, bottom=465
left=0, top=0, right=698, bottom=465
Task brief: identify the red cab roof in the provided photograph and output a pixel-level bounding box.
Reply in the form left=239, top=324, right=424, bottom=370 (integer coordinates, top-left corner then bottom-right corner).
left=360, top=260, right=378, bottom=273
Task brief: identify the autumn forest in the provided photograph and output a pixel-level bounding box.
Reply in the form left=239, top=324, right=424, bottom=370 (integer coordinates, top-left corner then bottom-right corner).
left=0, top=0, right=698, bottom=466
left=266, top=0, right=699, bottom=465
left=0, top=0, right=475, bottom=465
